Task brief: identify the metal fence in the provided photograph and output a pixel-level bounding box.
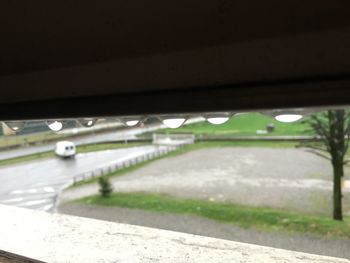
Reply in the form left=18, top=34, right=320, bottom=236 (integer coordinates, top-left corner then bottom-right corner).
left=152, top=133, right=195, bottom=145
left=72, top=145, right=181, bottom=185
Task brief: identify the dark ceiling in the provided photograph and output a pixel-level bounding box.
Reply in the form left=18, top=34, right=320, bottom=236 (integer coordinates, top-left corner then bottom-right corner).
left=1, top=0, right=349, bottom=75
left=0, top=0, right=350, bottom=118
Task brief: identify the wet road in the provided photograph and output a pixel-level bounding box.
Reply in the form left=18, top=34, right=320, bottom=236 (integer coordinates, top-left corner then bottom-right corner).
left=0, top=125, right=161, bottom=161
left=0, top=145, right=166, bottom=211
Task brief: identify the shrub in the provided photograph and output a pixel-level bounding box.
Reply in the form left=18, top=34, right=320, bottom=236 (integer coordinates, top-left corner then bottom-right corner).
left=98, top=176, right=113, bottom=197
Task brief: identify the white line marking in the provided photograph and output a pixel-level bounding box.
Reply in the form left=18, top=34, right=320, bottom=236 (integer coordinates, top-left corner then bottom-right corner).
left=28, top=189, right=38, bottom=193
left=40, top=204, right=53, bottom=211
left=22, top=199, right=49, bottom=207
left=344, top=180, right=350, bottom=189
left=43, top=187, right=55, bottom=193
left=1, top=197, right=24, bottom=203
left=10, top=190, right=23, bottom=194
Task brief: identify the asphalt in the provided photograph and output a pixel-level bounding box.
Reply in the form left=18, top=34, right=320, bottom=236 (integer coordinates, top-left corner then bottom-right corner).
left=0, top=125, right=160, bottom=161
left=59, top=203, right=350, bottom=259
left=59, top=147, right=350, bottom=259
left=0, top=145, right=167, bottom=211
left=0, top=118, right=203, bottom=161
left=61, top=147, right=350, bottom=216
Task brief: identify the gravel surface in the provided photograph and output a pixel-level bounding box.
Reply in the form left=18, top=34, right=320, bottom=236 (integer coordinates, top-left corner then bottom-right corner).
left=61, top=147, right=350, bottom=215
left=59, top=203, right=350, bottom=259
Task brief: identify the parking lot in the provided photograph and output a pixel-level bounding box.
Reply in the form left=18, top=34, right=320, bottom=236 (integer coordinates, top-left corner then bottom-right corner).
left=62, top=147, right=350, bottom=216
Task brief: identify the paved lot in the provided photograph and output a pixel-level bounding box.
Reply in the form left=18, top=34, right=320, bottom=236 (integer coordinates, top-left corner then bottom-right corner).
left=59, top=147, right=350, bottom=259
left=62, top=147, right=350, bottom=216
left=59, top=203, right=350, bottom=259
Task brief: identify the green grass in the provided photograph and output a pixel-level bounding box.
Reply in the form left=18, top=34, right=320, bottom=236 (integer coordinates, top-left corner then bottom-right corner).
left=78, top=192, right=350, bottom=238
left=76, top=142, right=147, bottom=153
left=0, top=142, right=147, bottom=167
left=0, top=131, right=70, bottom=149
left=0, top=151, right=55, bottom=166
left=185, top=141, right=298, bottom=148
left=158, top=113, right=313, bottom=137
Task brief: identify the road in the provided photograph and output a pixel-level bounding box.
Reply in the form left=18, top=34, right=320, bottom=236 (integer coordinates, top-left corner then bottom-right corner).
left=0, top=118, right=203, bottom=161
left=0, top=145, right=167, bottom=212
left=0, top=125, right=160, bottom=161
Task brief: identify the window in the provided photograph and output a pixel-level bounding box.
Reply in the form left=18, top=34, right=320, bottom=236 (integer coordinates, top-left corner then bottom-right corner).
left=0, top=109, right=349, bottom=261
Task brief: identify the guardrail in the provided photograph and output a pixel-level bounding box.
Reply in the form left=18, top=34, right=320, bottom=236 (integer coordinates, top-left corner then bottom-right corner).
left=196, top=135, right=323, bottom=142
left=72, top=145, right=183, bottom=185
left=152, top=133, right=195, bottom=145
left=72, top=135, right=321, bottom=185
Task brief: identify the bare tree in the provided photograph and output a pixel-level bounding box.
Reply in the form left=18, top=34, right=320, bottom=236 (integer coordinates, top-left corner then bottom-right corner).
left=304, top=109, right=350, bottom=220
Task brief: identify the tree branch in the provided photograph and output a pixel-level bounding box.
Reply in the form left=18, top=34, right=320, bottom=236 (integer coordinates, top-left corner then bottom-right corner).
left=343, top=159, right=350, bottom=165
left=299, top=144, right=328, bottom=153
left=302, top=148, right=332, bottom=161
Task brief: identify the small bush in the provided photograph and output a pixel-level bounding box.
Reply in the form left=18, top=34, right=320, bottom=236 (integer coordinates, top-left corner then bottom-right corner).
left=98, top=176, right=113, bottom=197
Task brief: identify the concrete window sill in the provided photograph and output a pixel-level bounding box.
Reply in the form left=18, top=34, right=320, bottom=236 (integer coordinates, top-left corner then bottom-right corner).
left=0, top=204, right=348, bottom=263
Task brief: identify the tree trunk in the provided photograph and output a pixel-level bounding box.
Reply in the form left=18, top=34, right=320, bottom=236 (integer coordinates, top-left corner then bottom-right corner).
left=329, top=110, right=344, bottom=221
left=332, top=159, right=343, bottom=220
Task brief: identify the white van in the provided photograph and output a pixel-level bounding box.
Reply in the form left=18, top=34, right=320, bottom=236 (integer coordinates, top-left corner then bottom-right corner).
left=55, top=141, right=76, bottom=158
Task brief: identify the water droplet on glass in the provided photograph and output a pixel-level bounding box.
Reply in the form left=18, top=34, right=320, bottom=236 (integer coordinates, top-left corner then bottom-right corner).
left=275, top=114, right=303, bottom=123
left=207, top=117, right=229, bottom=125
left=205, top=112, right=232, bottom=125
left=78, top=119, right=97, bottom=127
left=162, top=118, right=186, bottom=129
left=125, top=120, right=140, bottom=127
left=46, top=120, right=65, bottom=132
left=118, top=117, right=143, bottom=127
left=4, top=121, right=25, bottom=132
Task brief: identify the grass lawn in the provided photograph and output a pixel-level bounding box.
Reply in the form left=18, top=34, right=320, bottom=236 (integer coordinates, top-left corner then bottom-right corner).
left=0, top=151, right=55, bottom=166
left=0, top=131, right=69, bottom=149
left=158, top=113, right=313, bottom=136
left=182, top=141, right=298, bottom=148
left=0, top=142, right=148, bottom=167
left=76, top=142, right=148, bottom=153
left=78, top=192, right=350, bottom=238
